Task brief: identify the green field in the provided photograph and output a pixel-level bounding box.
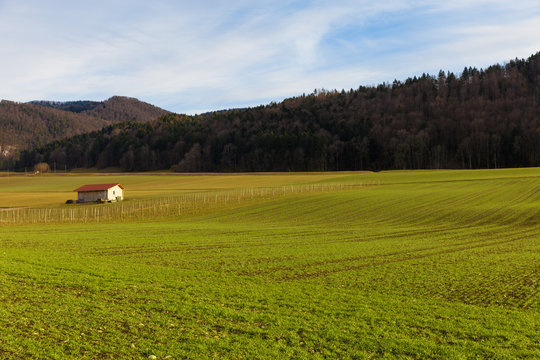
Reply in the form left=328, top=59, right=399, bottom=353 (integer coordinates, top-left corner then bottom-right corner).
left=0, top=170, right=539, bottom=359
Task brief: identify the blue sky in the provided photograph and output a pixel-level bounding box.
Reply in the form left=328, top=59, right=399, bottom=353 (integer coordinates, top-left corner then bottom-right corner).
left=1, top=0, right=539, bottom=114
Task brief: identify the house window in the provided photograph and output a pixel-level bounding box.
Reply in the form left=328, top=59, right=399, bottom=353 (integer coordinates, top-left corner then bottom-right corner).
left=113, top=191, right=115, bottom=195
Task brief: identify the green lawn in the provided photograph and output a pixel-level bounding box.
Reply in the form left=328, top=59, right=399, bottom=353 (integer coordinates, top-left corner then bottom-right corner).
left=0, top=170, right=539, bottom=359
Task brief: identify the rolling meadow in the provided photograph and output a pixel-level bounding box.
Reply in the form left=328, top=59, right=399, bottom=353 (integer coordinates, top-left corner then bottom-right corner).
left=0, top=169, right=539, bottom=359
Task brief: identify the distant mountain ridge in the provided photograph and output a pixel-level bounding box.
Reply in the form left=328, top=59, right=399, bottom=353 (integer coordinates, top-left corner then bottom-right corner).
left=0, top=96, right=169, bottom=165
left=28, top=96, right=168, bottom=122
left=28, top=100, right=102, bottom=113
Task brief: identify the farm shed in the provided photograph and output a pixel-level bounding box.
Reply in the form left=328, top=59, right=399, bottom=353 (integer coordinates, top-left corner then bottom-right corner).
left=74, top=183, right=124, bottom=203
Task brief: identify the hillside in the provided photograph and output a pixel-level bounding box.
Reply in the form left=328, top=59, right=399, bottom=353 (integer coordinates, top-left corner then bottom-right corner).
left=30, top=96, right=169, bottom=123
left=15, top=52, right=540, bottom=171
left=80, top=96, right=169, bottom=123
left=0, top=101, right=109, bottom=155
left=0, top=97, right=169, bottom=167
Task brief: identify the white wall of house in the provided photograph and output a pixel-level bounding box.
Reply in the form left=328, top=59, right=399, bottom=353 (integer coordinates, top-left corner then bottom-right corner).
left=107, top=185, right=123, bottom=201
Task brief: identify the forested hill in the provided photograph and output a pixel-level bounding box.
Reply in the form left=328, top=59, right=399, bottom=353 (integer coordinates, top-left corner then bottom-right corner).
left=0, top=101, right=109, bottom=156
left=28, top=96, right=169, bottom=123
left=0, top=97, right=168, bottom=164
left=17, top=52, right=540, bottom=172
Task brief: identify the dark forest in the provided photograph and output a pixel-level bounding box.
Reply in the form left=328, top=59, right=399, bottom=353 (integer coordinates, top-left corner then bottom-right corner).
left=17, top=53, right=540, bottom=172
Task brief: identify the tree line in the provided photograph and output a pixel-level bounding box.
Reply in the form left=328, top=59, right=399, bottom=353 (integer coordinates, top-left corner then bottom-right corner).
left=16, top=52, right=540, bottom=172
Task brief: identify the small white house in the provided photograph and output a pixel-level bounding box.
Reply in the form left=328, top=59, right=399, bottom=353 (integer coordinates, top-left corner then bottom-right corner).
left=74, top=183, right=124, bottom=203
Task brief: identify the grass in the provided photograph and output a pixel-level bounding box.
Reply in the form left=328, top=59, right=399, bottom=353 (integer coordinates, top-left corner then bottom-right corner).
left=0, top=169, right=539, bottom=359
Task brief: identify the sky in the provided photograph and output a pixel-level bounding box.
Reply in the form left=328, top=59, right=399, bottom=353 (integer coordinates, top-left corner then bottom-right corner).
left=1, top=0, right=539, bottom=115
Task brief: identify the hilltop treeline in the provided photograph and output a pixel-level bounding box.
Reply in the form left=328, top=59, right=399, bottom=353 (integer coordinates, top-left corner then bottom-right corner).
left=17, top=53, right=540, bottom=172
left=28, top=96, right=169, bottom=122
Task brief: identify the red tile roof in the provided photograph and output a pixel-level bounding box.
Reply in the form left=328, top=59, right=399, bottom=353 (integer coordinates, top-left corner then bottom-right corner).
left=74, top=183, right=124, bottom=192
